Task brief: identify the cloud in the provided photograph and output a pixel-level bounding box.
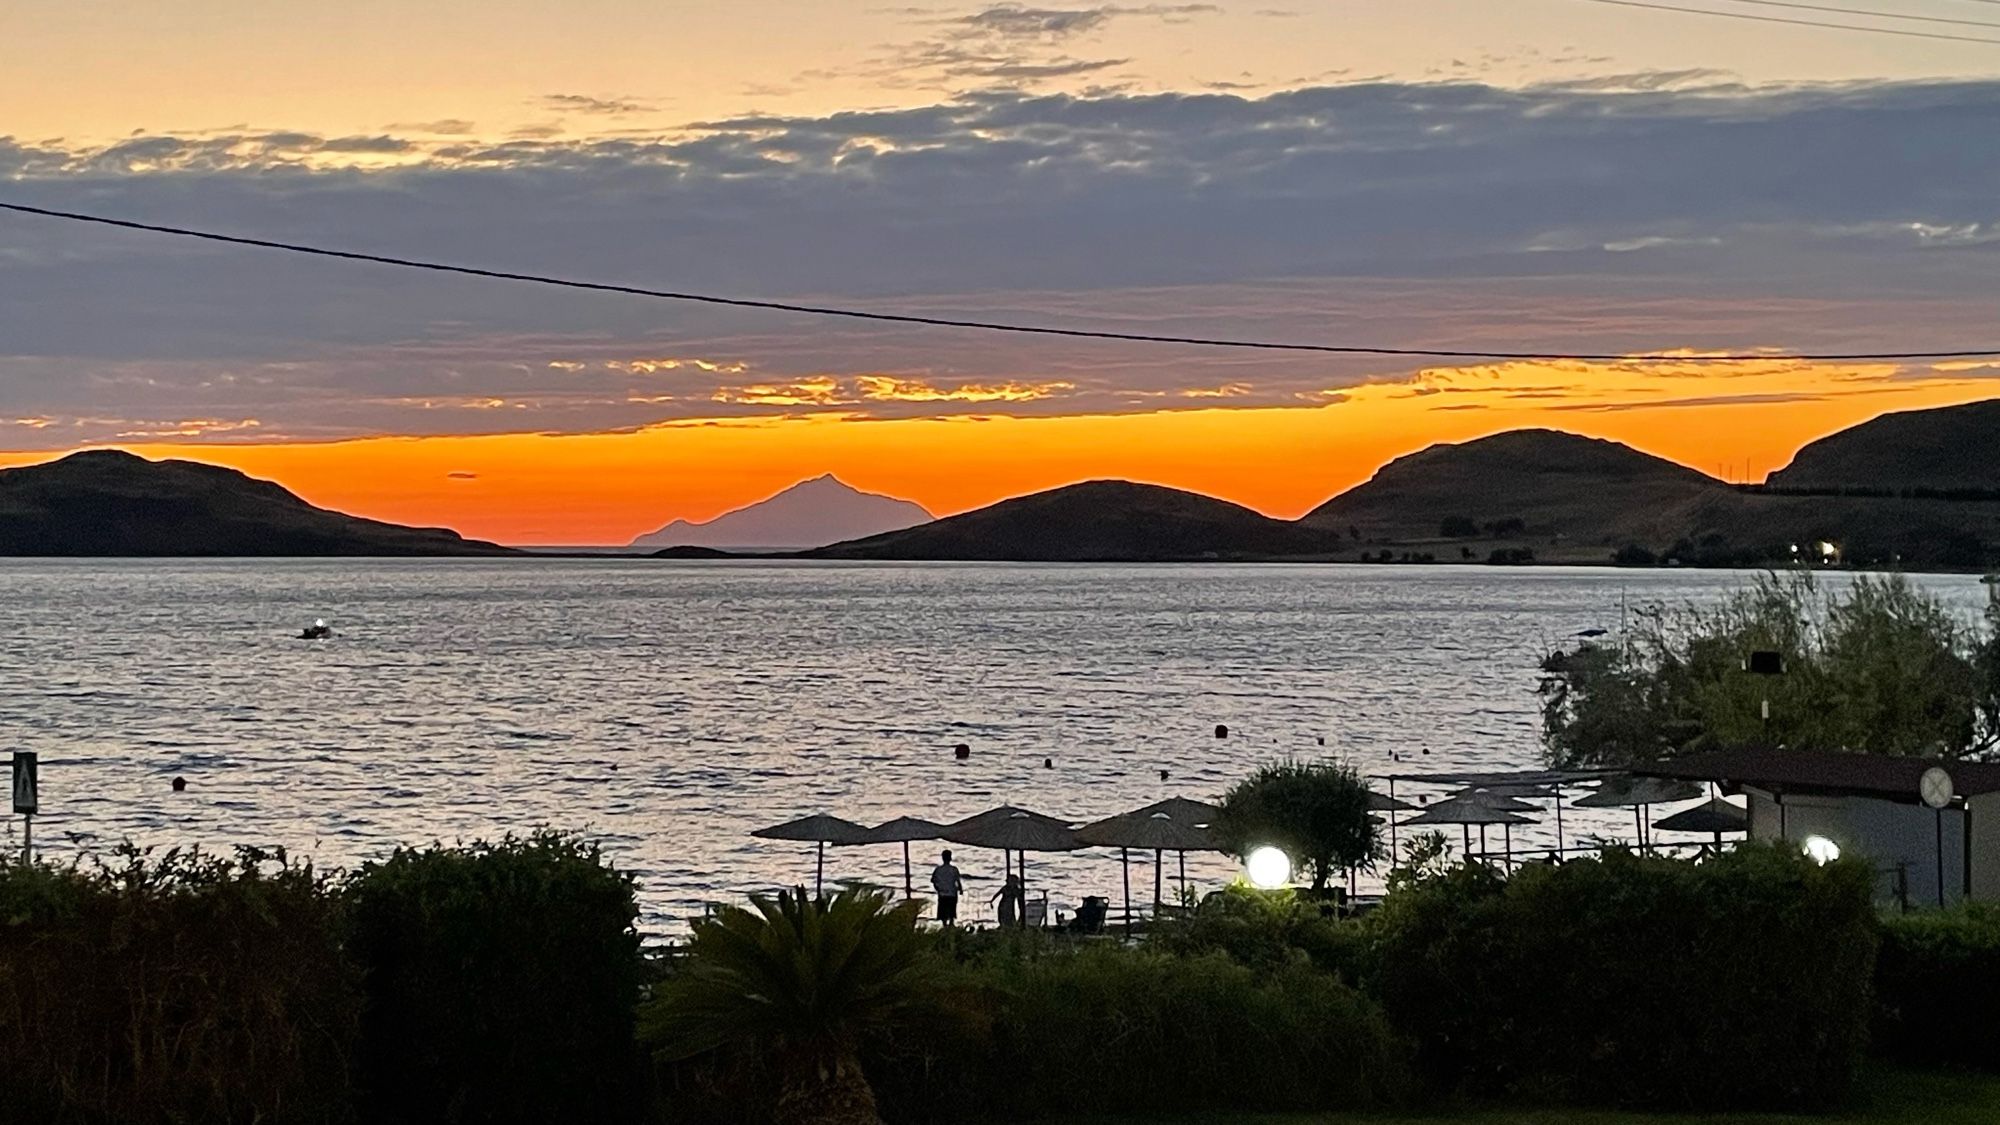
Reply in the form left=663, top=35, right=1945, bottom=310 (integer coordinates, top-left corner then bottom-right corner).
left=446, top=470, right=479, bottom=480
left=852, top=3, right=1217, bottom=90
left=954, top=4, right=1216, bottom=39
left=540, top=94, right=658, bottom=116
left=2, top=77, right=1998, bottom=442
left=386, top=119, right=477, bottom=135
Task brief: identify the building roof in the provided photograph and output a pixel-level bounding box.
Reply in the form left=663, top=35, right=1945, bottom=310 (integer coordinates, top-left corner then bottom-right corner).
left=1636, top=750, right=2000, bottom=803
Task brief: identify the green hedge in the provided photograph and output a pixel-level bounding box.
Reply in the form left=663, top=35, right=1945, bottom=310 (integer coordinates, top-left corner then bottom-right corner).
left=0, top=847, right=357, bottom=1125
left=1875, top=905, right=2000, bottom=1068
left=345, top=832, right=643, bottom=1125
left=0, top=833, right=642, bottom=1125
left=1370, top=844, right=1878, bottom=1111
left=1149, top=883, right=1372, bottom=982
left=868, top=944, right=1407, bottom=1122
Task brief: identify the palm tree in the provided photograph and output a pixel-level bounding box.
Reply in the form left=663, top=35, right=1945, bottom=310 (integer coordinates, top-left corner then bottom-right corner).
left=643, top=887, right=933, bottom=1125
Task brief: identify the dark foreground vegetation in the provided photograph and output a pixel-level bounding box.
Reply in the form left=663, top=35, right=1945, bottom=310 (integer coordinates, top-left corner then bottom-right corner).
left=7, top=833, right=2000, bottom=1125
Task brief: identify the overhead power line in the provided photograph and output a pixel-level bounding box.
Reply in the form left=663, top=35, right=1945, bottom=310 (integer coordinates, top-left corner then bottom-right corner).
left=1579, top=0, right=2000, bottom=43
left=2, top=199, right=1997, bottom=363
left=1713, top=0, right=2000, bottom=28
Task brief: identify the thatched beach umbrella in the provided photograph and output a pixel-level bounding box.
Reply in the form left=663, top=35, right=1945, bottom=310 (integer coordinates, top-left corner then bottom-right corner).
left=1076, top=810, right=1218, bottom=931
left=1405, top=796, right=1534, bottom=862
left=1575, top=777, right=1702, bottom=848
left=1652, top=797, right=1748, bottom=847
left=1367, top=788, right=1418, bottom=859
left=1123, top=796, right=1223, bottom=897
left=843, top=816, right=948, bottom=898
left=751, top=813, right=871, bottom=896
left=1129, top=796, right=1222, bottom=823
left=945, top=807, right=1083, bottom=913
left=1448, top=788, right=1539, bottom=813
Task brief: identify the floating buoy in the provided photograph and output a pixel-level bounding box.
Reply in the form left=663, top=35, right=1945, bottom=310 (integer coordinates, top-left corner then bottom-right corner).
left=1159, top=769, right=1171, bottom=782
left=1043, top=757, right=1053, bottom=769
left=1316, top=736, right=1325, bottom=746
left=171, top=776, right=186, bottom=792
left=1214, top=724, right=1228, bottom=739
left=953, top=743, right=971, bottom=760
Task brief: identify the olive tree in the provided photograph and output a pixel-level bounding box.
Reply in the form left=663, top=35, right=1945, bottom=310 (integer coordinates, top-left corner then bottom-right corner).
left=1214, top=760, right=1382, bottom=893
left=1540, top=571, right=1999, bottom=767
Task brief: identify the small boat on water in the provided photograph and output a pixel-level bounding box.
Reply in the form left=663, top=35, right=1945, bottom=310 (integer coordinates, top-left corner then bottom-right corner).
left=298, top=619, right=333, bottom=640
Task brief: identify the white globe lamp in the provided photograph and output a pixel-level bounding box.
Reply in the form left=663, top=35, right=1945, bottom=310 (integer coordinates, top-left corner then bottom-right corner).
left=1801, top=835, right=1841, bottom=865
left=1245, top=846, right=1292, bottom=890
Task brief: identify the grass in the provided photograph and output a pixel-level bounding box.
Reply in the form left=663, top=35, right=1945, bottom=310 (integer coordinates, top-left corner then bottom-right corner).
left=1042, top=1067, right=2000, bottom=1125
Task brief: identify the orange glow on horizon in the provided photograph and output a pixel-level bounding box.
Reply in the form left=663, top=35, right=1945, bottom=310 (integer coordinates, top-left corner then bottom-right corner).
left=3, top=361, right=1996, bottom=546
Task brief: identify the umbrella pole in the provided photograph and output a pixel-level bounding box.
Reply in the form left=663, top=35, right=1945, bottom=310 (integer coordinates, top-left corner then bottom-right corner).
left=1503, top=822, right=1512, bottom=872
left=1461, top=823, right=1471, bottom=857
left=1478, top=822, right=1488, bottom=860
left=903, top=841, right=913, bottom=898
left=1633, top=806, right=1643, bottom=852
left=1178, top=850, right=1187, bottom=903
left=1389, top=778, right=1400, bottom=861
left=1554, top=788, right=1566, bottom=858
left=816, top=840, right=825, bottom=898
left=1121, top=847, right=1133, bottom=935
left=1153, top=848, right=1163, bottom=918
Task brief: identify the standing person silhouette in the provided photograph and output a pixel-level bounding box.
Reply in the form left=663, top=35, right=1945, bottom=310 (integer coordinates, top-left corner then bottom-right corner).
left=930, top=849, right=965, bottom=926
left=992, top=872, right=1025, bottom=929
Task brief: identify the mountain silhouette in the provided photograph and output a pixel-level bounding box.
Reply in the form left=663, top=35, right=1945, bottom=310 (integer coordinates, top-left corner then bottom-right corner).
left=632, top=474, right=931, bottom=550
left=1769, top=399, right=2000, bottom=493
left=816, top=401, right=2000, bottom=568
left=813, top=480, right=1340, bottom=561
left=1304, top=414, right=2000, bottom=568
left=1304, top=429, right=1727, bottom=548
left=0, top=450, right=512, bottom=556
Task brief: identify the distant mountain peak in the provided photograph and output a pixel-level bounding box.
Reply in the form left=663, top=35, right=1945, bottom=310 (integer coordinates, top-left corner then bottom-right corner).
left=630, top=474, right=932, bottom=550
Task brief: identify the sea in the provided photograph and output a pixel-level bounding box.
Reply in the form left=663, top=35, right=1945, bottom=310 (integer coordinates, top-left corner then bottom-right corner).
left=0, top=559, right=1989, bottom=934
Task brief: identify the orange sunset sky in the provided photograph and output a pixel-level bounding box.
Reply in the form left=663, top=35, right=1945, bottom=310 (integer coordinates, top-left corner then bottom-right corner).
left=4, top=2, right=1997, bottom=544
left=5, top=359, right=1997, bottom=545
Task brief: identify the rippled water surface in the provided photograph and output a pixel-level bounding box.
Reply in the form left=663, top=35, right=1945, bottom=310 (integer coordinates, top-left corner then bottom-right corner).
left=0, top=559, right=1986, bottom=931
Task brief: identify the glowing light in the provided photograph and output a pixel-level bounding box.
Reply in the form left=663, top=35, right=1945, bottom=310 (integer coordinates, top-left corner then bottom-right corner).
left=1802, top=835, right=1841, bottom=865
left=1245, top=846, right=1292, bottom=889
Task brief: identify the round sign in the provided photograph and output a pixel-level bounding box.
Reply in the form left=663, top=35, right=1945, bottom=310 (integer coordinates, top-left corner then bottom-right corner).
left=1920, top=766, right=1955, bottom=810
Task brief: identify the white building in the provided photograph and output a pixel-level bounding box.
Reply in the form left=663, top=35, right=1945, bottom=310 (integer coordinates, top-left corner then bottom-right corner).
left=1643, top=750, right=2000, bottom=910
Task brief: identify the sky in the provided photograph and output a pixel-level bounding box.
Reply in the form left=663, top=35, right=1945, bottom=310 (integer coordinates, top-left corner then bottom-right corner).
left=3, top=0, right=1998, bottom=543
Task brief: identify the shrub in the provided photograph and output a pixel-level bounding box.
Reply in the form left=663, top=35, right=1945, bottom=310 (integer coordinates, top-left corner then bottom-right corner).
left=1440, top=516, right=1479, bottom=538
left=1875, top=904, right=2000, bottom=1068
left=1370, top=844, right=1877, bottom=1111
left=345, top=832, right=641, bottom=1125
left=643, top=888, right=937, bottom=1125
left=0, top=846, right=357, bottom=1125
left=1150, top=883, right=1373, bottom=983
left=1214, top=760, right=1381, bottom=892
left=874, top=946, right=1406, bottom=1122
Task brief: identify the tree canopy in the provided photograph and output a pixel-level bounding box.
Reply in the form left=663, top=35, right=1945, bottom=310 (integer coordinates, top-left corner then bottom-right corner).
left=1214, top=760, right=1382, bottom=892
left=1539, top=572, right=2000, bottom=768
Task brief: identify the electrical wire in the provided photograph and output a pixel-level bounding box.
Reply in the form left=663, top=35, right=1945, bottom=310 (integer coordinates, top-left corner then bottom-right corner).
left=1714, top=0, right=2000, bottom=28
left=3, top=199, right=1997, bottom=362
left=1578, top=0, right=2000, bottom=42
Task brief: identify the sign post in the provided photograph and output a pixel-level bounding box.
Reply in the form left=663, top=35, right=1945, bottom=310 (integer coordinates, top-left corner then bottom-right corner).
left=1921, top=767, right=1954, bottom=909
left=11, top=751, right=38, bottom=864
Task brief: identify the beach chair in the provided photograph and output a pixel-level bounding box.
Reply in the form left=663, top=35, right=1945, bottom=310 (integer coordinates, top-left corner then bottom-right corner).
left=1069, top=896, right=1109, bottom=934
left=1023, top=893, right=1048, bottom=929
